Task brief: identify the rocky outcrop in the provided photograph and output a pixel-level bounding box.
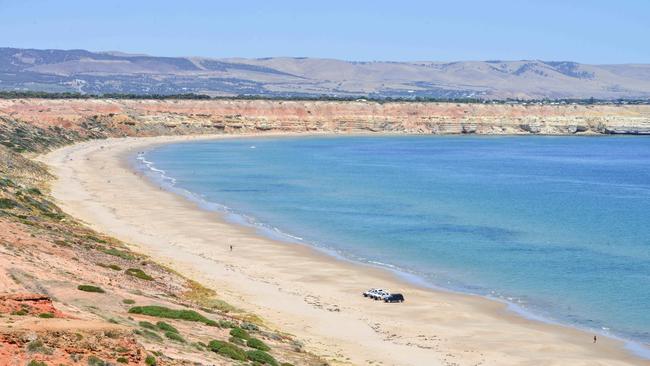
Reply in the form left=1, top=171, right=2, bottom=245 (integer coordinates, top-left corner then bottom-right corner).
left=0, top=293, right=67, bottom=318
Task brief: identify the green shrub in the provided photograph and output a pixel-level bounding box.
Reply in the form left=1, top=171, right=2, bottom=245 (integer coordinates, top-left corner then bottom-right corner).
left=247, top=338, right=270, bottom=351
left=38, top=312, right=54, bottom=318
left=246, top=350, right=278, bottom=366
left=116, top=357, right=128, bottom=363
left=164, top=331, right=185, bottom=343
left=208, top=339, right=227, bottom=350
left=125, top=268, right=153, bottom=281
left=139, top=321, right=157, bottom=330
left=229, top=336, right=245, bottom=345
left=219, top=319, right=237, bottom=328
left=229, top=327, right=250, bottom=340
left=77, top=285, right=105, bottom=293
left=141, top=329, right=163, bottom=341
left=127, top=306, right=214, bottom=325
left=26, top=188, right=42, bottom=195
left=145, top=355, right=156, bottom=366
left=0, top=178, right=15, bottom=187
left=102, top=248, right=135, bottom=260
left=156, top=321, right=178, bottom=333
left=122, top=299, right=135, bottom=304
left=11, top=309, right=28, bottom=316
left=27, top=339, right=50, bottom=354
left=98, top=263, right=122, bottom=271
left=0, top=198, right=18, bottom=209
left=27, top=361, right=47, bottom=366
left=87, top=356, right=108, bottom=366
left=208, top=340, right=247, bottom=361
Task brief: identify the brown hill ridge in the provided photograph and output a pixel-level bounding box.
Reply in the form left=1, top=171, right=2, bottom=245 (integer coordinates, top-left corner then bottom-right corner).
left=2, top=47, right=650, bottom=99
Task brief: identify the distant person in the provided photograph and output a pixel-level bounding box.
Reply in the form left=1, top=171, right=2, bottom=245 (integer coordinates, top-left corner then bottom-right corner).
left=593, top=335, right=597, bottom=343
left=230, top=245, right=233, bottom=251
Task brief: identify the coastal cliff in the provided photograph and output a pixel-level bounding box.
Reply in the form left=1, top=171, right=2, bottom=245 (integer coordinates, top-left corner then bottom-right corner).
left=1, top=99, right=649, bottom=148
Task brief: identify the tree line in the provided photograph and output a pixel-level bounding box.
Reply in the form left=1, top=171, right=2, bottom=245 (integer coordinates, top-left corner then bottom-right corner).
left=0, top=90, right=648, bottom=105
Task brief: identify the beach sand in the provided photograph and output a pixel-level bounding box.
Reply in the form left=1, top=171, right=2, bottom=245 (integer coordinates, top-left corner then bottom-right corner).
left=40, top=135, right=649, bottom=366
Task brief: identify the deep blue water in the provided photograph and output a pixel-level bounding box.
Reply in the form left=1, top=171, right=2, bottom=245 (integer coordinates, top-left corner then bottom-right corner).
left=139, top=135, right=650, bottom=347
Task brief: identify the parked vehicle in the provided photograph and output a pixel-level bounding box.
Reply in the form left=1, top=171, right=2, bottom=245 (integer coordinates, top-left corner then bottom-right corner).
left=373, top=289, right=391, bottom=301
left=363, top=288, right=382, bottom=298
left=384, top=293, right=405, bottom=303
left=362, top=288, right=390, bottom=300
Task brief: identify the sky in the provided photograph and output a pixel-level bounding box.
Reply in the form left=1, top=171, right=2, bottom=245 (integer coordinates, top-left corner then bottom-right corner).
left=0, top=0, right=648, bottom=64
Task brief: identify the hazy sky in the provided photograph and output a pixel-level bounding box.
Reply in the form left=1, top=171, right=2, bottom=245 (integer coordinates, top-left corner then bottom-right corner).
left=1, top=0, right=648, bottom=63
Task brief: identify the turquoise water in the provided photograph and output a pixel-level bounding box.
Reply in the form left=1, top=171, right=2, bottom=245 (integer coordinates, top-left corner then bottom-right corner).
left=138, top=135, right=650, bottom=348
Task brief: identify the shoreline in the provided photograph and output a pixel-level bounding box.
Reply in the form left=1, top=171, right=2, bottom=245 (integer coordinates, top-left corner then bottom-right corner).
left=41, top=134, right=650, bottom=366
left=131, top=134, right=650, bottom=357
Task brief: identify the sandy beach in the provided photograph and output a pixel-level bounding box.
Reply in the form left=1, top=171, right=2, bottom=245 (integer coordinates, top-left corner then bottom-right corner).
left=40, top=134, right=649, bottom=366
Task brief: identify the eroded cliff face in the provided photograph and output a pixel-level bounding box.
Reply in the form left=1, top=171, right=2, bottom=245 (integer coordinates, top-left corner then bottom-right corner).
left=1, top=99, right=649, bottom=145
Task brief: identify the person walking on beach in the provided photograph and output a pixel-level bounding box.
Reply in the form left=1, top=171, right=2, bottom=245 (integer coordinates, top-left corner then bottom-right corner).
left=230, top=244, right=233, bottom=252
left=593, top=335, right=597, bottom=343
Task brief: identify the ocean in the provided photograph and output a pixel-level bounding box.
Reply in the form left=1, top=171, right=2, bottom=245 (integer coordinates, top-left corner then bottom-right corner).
left=136, top=135, right=650, bottom=349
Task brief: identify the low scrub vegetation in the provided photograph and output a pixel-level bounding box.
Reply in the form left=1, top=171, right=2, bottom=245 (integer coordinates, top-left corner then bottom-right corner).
left=156, top=321, right=178, bottom=333
left=98, top=263, right=122, bottom=271
left=247, top=337, right=270, bottom=351
left=26, top=187, right=42, bottom=195
left=101, top=247, right=135, bottom=260
left=229, top=336, right=245, bottom=345
left=77, top=284, right=105, bottom=293
left=27, top=339, right=51, bottom=354
left=128, top=305, right=216, bottom=326
left=145, top=355, right=156, bottom=366
left=246, top=349, right=278, bottom=366
left=0, top=198, right=18, bottom=209
left=229, top=327, right=250, bottom=340
left=87, top=356, right=109, bottom=366
left=208, top=340, right=247, bottom=361
left=183, top=279, right=238, bottom=313
left=38, top=312, right=54, bottom=318
left=219, top=319, right=237, bottom=328
left=164, top=331, right=185, bottom=343
left=134, top=329, right=163, bottom=341
left=139, top=321, right=157, bottom=330
left=125, top=268, right=153, bottom=280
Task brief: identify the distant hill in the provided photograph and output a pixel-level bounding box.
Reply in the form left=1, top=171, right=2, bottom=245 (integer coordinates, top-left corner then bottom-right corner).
left=1, top=47, right=649, bottom=99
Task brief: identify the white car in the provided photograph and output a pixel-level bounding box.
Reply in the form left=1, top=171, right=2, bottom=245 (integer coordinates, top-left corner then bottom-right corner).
left=363, top=288, right=391, bottom=300
left=372, top=289, right=391, bottom=301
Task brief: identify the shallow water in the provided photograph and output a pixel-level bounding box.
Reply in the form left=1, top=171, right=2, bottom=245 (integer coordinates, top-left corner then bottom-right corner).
left=140, top=135, right=650, bottom=345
